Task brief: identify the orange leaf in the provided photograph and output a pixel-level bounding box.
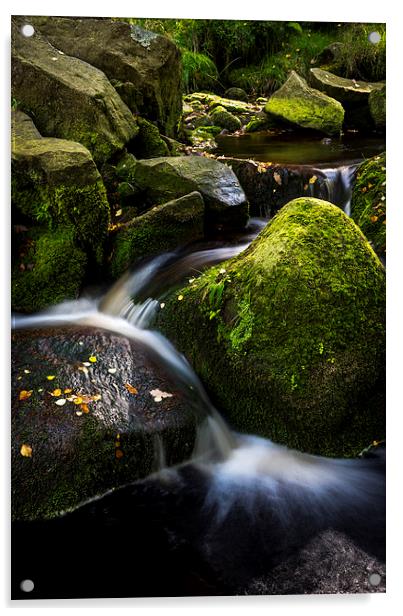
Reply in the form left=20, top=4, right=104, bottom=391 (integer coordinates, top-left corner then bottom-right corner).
left=50, top=388, right=62, bottom=397
left=20, top=444, right=32, bottom=457
left=80, top=403, right=90, bottom=414
left=124, top=383, right=138, bottom=395
left=370, top=215, right=379, bottom=223
left=19, top=390, right=33, bottom=401
left=115, top=449, right=124, bottom=459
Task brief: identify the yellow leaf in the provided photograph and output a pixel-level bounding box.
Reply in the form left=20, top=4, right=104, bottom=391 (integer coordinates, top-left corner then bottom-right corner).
left=177, top=295, right=184, bottom=301
left=50, top=388, right=62, bottom=397
left=115, top=209, right=122, bottom=217
left=20, top=444, right=32, bottom=457
left=73, top=397, right=83, bottom=405
left=124, top=383, right=138, bottom=395
left=64, top=388, right=73, bottom=394
left=88, top=356, right=97, bottom=363
left=309, top=175, right=317, bottom=184
left=92, top=394, right=102, bottom=402
left=370, top=215, right=378, bottom=223
left=19, top=390, right=33, bottom=401
left=46, top=375, right=56, bottom=381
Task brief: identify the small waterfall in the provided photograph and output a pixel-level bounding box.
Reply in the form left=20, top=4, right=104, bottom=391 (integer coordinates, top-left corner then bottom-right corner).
left=318, top=164, right=357, bottom=215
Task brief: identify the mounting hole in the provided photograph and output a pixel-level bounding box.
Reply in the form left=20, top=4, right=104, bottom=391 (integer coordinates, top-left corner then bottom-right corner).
left=368, top=31, right=381, bottom=45
left=368, top=572, right=381, bottom=586
left=20, top=579, right=34, bottom=593
left=21, top=24, right=35, bottom=38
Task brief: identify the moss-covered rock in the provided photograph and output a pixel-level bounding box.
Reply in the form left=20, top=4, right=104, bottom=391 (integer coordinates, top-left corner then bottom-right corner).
left=158, top=197, right=385, bottom=457
left=309, top=68, right=384, bottom=106
left=110, top=191, right=205, bottom=278
left=126, top=155, right=249, bottom=230
left=209, top=106, right=242, bottom=132
left=12, top=227, right=87, bottom=313
left=351, top=153, right=386, bottom=259
left=29, top=17, right=182, bottom=138
left=265, top=71, right=344, bottom=135
left=188, top=128, right=218, bottom=151
left=244, top=112, right=275, bottom=133
left=132, top=117, right=170, bottom=158
left=12, top=112, right=110, bottom=264
left=369, top=86, right=386, bottom=131
left=11, top=17, right=138, bottom=164
left=11, top=326, right=200, bottom=520
left=224, top=87, right=248, bottom=102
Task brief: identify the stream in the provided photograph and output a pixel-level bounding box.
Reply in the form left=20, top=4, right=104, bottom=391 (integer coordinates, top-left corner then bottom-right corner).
left=11, top=144, right=386, bottom=598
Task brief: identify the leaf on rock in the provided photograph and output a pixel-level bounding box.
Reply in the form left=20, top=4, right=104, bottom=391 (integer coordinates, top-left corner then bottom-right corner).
left=50, top=388, right=62, bottom=397
left=124, top=383, right=138, bottom=395
left=80, top=403, right=90, bottom=414
left=88, top=356, right=97, bottom=363
left=19, top=390, right=33, bottom=401
left=309, top=175, right=317, bottom=184
left=46, top=375, right=56, bottom=381
left=20, top=444, right=32, bottom=457
left=108, top=368, right=117, bottom=374
left=55, top=398, right=67, bottom=406
left=273, top=171, right=282, bottom=185
left=150, top=389, right=173, bottom=403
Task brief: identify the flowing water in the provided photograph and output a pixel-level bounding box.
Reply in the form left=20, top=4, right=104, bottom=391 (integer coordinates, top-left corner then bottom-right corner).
left=12, top=212, right=385, bottom=597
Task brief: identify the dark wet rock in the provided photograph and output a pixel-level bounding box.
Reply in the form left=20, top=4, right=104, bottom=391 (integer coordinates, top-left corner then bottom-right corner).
left=131, top=117, right=170, bottom=158
left=224, top=87, right=248, bottom=102
left=124, top=155, right=249, bottom=230
left=313, top=42, right=344, bottom=67
left=221, top=157, right=329, bottom=217
left=158, top=197, right=385, bottom=457
left=11, top=17, right=138, bottom=164
left=29, top=17, right=182, bottom=138
left=245, top=530, right=385, bottom=595
left=265, top=71, right=344, bottom=135
left=11, top=326, right=200, bottom=520
left=110, top=191, right=205, bottom=278
left=11, top=111, right=110, bottom=266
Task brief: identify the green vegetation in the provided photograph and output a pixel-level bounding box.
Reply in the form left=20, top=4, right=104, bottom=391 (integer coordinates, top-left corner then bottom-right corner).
left=351, top=153, right=386, bottom=258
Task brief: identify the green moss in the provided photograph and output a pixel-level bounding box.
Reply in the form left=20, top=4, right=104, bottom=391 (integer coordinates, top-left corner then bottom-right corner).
left=158, top=197, right=385, bottom=457
left=12, top=175, right=110, bottom=265
left=369, top=86, right=386, bottom=130
left=12, top=227, right=87, bottom=313
left=133, top=117, right=170, bottom=158
left=210, top=106, right=242, bottom=132
left=266, top=95, right=343, bottom=135
left=351, top=153, right=386, bottom=258
left=110, top=191, right=204, bottom=278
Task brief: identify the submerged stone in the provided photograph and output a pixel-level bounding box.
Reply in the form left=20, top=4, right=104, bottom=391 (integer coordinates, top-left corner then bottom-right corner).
left=110, top=191, right=205, bottom=278
left=12, top=326, right=200, bottom=520
left=11, top=17, right=138, bottom=164
left=28, top=17, right=182, bottom=138
left=265, top=71, right=344, bottom=135
left=158, top=197, right=385, bottom=457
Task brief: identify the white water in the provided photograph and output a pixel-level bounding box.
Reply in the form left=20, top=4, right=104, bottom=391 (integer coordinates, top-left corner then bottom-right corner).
left=319, top=164, right=357, bottom=216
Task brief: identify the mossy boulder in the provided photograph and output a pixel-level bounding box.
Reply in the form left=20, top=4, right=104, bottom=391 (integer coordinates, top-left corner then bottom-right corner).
left=265, top=71, right=344, bottom=135
left=351, top=153, right=386, bottom=259
left=12, top=326, right=200, bottom=520
left=158, top=197, right=385, bottom=457
left=12, top=228, right=87, bottom=313
left=369, top=86, right=386, bottom=130
left=29, top=17, right=182, bottom=138
left=224, top=87, right=248, bottom=102
left=110, top=191, right=205, bottom=278
left=132, top=117, right=170, bottom=158
left=11, top=17, right=138, bottom=164
left=11, top=111, right=110, bottom=264
left=210, top=106, right=242, bottom=132
left=309, top=68, right=384, bottom=106
left=125, top=155, right=249, bottom=230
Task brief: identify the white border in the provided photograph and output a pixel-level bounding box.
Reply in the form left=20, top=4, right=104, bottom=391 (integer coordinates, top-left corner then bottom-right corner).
left=2, top=1, right=403, bottom=614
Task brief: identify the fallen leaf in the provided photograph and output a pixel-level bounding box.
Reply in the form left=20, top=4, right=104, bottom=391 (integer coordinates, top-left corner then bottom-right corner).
left=46, top=375, right=56, bottom=381
left=23, top=369, right=31, bottom=374
left=115, top=209, right=122, bottom=217
left=177, top=295, right=184, bottom=301
left=370, top=215, right=379, bottom=223
left=20, top=444, right=32, bottom=457
left=80, top=403, right=90, bottom=414
left=73, top=397, right=83, bottom=405
left=160, top=302, right=165, bottom=309
left=89, top=356, right=97, bottom=363
left=124, top=383, right=138, bottom=395
left=92, top=394, right=102, bottom=402
left=309, top=175, right=317, bottom=184
left=82, top=362, right=91, bottom=367
left=303, top=184, right=308, bottom=191
left=50, top=388, right=62, bottom=397
left=55, top=398, right=67, bottom=406
left=64, top=388, right=73, bottom=394
left=115, top=449, right=124, bottom=459
left=273, top=171, right=282, bottom=185
left=78, top=366, right=89, bottom=375
left=75, top=411, right=83, bottom=416
left=150, top=389, right=173, bottom=402
left=108, top=368, right=117, bottom=374
left=19, top=390, right=33, bottom=401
